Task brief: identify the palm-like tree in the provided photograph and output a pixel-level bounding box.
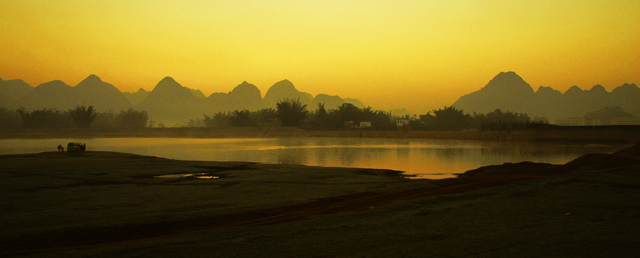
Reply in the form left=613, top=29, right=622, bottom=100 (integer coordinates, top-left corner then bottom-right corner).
left=276, top=98, right=309, bottom=126
left=69, top=105, right=97, bottom=128
left=432, top=106, right=472, bottom=130
left=118, top=108, right=149, bottom=128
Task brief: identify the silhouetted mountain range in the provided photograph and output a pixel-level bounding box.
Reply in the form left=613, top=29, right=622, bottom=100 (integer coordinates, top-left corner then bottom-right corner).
left=121, top=77, right=369, bottom=125
left=1, top=75, right=366, bottom=125
left=1, top=75, right=132, bottom=112
left=452, top=72, right=640, bottom=122
left=4, top=72, right=636, bottom=126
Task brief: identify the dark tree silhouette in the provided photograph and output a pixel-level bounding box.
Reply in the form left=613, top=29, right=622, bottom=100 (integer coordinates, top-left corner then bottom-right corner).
left=310, top=103, right=329, bottom=129
left=203, top=112, right=230, bottom=127
left=229, top=110, right=254, bottom=127
left=276, top=98, right=309, bottom=126
left=118, top=108, right=149, bottom=128
left=473, top=109, right=530, bottom=125
left=92, top=111, right=117, bottom=128
left=432, top=106, right=472, bottom=131
left=334, top=103, right=360, bottom=128
left=361, top=106, right=392, bottom=130
left=17, top=108, right=72, bottom=128
left=0, top=108, right=21, bottom=130
left=307, top=104, right=392, bottom=130
left=254, top=108, right=277, bottom=127
left=69, top=105, right=97, bottom=128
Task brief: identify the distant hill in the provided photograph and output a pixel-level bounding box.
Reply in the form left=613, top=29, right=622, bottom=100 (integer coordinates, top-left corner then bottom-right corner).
left=263, top=80, right=313, bottom=108
left=0, top=78, right=33, bottom=100
left=343, top=98, right=366, bottom=109
left=205, top=81, right=264, bottom=113
left=72, top=75, right=132, bottom=112
left=0, top=78, right=33, bottom=109
left=136, top=77, right=204, bottom=125
left=19, top=80, right=75, bottom=110
left=610, top=83, right=640, bottom=117
left=123, top=88, right=149, bottom=106
left=0, top=92, right=18, bottom=110
left=187, top=87, right=207, bottom=99
left=452, top=71, right=640, bottom=122
left=227, top=81, right=263, bottom=111
left=529, top=86, right=563, bottom=120
left=306, top=95, right=366, bottom=111
left=452, top=71, right=535, bottom=115
left=17, top=75, right=131, bottom=112
left=310, top=94, right=344, bottom=110
left=261, top=80, right=365, bottom=111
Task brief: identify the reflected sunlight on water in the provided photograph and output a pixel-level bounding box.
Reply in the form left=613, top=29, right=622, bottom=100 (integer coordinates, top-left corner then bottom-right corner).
left=154, top=173, right=219, bottom=179
left=0, top=137, right=630, bottom=179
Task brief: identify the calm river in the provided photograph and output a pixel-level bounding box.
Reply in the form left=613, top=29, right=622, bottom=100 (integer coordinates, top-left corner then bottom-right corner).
left=0, top=137, right=630, bottom=179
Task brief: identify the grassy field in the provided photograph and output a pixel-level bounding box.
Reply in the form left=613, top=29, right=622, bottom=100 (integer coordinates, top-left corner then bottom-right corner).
left=2, top=144, right=640, bottom=257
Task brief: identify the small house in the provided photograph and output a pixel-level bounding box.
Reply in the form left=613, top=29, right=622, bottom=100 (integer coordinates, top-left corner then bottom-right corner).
left=396, top=119, right=409, bottom=127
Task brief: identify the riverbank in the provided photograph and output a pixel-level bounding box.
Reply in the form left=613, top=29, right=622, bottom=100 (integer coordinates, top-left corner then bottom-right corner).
left=2, top=125, right=640, bottom=142
left=2, top=144, right=639, bottom=257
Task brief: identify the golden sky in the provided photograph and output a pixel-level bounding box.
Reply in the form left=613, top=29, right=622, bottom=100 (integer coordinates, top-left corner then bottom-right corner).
left=1, top=0, right=639, bottom=113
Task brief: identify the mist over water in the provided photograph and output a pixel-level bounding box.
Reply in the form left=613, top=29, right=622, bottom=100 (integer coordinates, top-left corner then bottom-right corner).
left=0, top=138, right=629, bottom=179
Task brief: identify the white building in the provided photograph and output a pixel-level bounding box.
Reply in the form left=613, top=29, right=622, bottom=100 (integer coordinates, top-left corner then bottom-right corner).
left=396, top=119, right=410, bottom=127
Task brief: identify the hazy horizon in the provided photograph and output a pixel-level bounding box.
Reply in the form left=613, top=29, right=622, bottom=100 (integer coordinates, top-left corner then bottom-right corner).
left=2, top=1, right=639, bottom=113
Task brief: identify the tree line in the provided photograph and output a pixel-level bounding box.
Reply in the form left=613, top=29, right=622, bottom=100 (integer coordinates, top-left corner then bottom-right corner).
left=1, top=99, right=538, bottom=131
left=418, top=106, right=534, bottom=131
left=199, top=99, right=534, bottom=131
left=198, top=99, right=394, bottom=130
left=0, top=106, right=149, bottom=129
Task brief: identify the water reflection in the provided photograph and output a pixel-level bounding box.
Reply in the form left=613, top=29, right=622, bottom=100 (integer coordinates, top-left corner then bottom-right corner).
left=0, top=138, right=630, bottom=179
left=155, top=173, right=219, bottom=179
left=276, top=148, right=307, bottom=165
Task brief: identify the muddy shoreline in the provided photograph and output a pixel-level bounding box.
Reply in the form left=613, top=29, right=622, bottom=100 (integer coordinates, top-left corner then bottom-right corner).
left=2, top=144, right=640, bottom=257
left=2, top=126, right=640, bottom=143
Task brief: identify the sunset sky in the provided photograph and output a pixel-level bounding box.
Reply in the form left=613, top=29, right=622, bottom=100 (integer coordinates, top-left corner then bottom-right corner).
left=2, top=0, right=639, bottom=113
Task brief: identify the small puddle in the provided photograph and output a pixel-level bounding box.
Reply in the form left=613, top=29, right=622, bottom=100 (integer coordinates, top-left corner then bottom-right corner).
left=154, top=173, right=219, bottom=179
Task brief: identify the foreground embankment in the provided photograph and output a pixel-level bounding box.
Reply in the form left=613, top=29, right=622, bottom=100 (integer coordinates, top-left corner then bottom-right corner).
left=1, top=143, right=640, bottom=257
left=2, top=125, right=640, bottom=142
